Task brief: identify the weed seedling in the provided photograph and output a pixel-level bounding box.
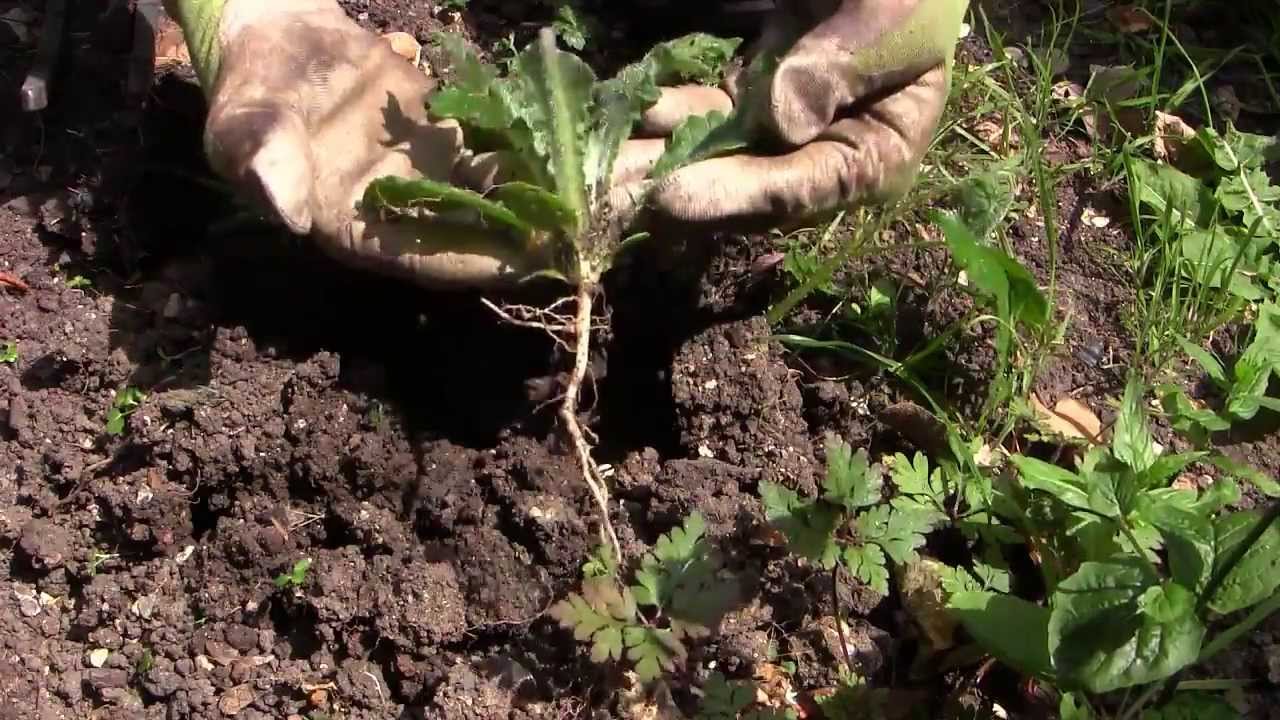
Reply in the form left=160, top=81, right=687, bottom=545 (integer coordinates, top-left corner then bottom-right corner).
left=364, top=29, right=742, bottom=563
left=549, top=513, right=735, bottom=682
left=105, top=387, right=145, bottom=436
left=0, top=342, right=16, bottom=364
left=274, top=558, right=312, bottom=590
left=65, top=275, right=92, bottom=289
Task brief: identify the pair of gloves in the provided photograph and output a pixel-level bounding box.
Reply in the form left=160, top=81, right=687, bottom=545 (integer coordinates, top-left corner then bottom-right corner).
left=164, top=0, right=968, bottom=288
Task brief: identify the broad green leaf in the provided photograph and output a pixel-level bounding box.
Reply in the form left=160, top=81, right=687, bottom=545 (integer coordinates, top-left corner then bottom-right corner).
left=1226, top=301, right=1280, bottom=421
left=1078, top=448, right=1129, bottom=518
left=948, top=591, right=1053, bottom=678
left=1049, top=559, right=1204, bottom=692
left=1114, top=378, right=1157, bottom=474
left=1010, top=455, right=1092, bottom=512
left=362, top=176, right=533, bottom=237
left=491, top=182, right=579, bottom=233
left=1178, top=227, right=1263, bottom=301
left=1142, top=451, right=1208, bottom=487
left=1159, top=386, right=1232, bottom=441
left=842, top=544, right=889, bottom=596
left=1209, top=509, right=1280, bottom=615
left=1178, top=338, right=1228, bottom=386
left=1060, top=693, right=1095, bottom=720
left=823, top=435, right=880, bottom=511
left=760, top=481, right=842, bottom=569
left=1128, top=158, right=1216, bottom=232
left=651, top=111, right=731, bottom=178
left=1141, top=691, right=1239, bottom=720
left=510, top=29, right=595, bottom=234
left=1137, top=495, right=1214, bottom=591
left=934, top=212, right=1049, bottom=357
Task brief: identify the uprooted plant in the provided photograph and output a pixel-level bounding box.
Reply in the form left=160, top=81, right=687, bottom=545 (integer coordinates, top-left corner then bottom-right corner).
left=362, top=29, right=745, bottom=563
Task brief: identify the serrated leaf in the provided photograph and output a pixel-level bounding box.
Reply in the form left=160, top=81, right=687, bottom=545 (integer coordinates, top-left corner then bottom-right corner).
left=549, top=577, right=637, bottom=664
left=1049, top=558, right=1204, bottom=693
left=1114, top=378, right=1157, bottom=474
left=841, top=543, right=889, bottom=596
left=651, top=111, right=738, bottom=178
left=362, top=176, right=534, bottom=237
left=642, top=33, right=742, bottom=86
left=695, top=673, right=756, bottom=720
left=857, top=501, right=936, bottom=566
left=948, top=591, right=1053, bottom=678
left=1209, top=509, right=1280, bottom=615
left=632, top=513, right=732, bottom=630
left=509, top=29, right=594, bottom=235
left=624, top=626, right=686, bottom=682
left=823, top=435, right=880, bottom=511
left=760, top=481, right=843, bottom=568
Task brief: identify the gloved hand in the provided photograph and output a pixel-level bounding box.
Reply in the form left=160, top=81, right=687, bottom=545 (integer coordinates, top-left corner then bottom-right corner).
left=163, top=0, right=538, bottom=287
left=629, top=0, right=969, bottom=225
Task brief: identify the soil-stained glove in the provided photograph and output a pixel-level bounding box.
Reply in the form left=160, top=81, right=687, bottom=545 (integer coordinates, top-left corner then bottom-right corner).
left=164, top=0, right=537, bottom=287
left=635, top=0, right=969, bottom=225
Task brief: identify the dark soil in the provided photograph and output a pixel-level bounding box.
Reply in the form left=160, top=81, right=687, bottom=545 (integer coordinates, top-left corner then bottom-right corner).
left=2, top=1, right=1279, bottom=719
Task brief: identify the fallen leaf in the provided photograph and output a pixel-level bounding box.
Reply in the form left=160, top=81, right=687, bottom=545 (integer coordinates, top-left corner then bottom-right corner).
left=219, top=684, right=255, bottom=716
left=88, top=648, right=109, bottom=668
left=0, top=271, right=30, bottom=292
left=1082, top=206, right=1112, bottom=229
left=381, top=31, right=422, bottom=65
left=1031, top=395, right=1103, bottom=443
left=1107, top=4, right=1154, bottom=33
left=879, top=402, right=949, bottom=457
left=1153, top=111, right=1196, bottom=165
left=898, top=558, right=958, bottom=652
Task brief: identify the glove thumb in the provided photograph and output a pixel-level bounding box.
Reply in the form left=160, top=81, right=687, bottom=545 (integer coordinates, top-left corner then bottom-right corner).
left=205, top=101, right=316, bottom=234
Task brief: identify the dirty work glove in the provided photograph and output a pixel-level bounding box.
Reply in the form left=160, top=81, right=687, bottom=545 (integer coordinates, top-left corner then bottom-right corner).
left=163, top=0, right=536, bottom=287
left=631, top=0, right=969, bottom=225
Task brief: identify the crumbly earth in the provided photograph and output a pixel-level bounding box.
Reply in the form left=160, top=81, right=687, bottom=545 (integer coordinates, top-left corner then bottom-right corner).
left=1, top=1, right=1278, bottom=719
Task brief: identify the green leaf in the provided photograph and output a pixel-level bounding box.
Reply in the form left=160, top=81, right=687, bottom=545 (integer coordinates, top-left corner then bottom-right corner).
left=549, top=577, right=638, bottom=664
left=552, top=2, right=592, bottom=50
left=1142, top=451, right=1208, bottom=487
left=1049, top=559, right=1204, bottom=692
left=934, top=212, right=1049, bottom=357
left=1207, top=453, right=1280, bottom=498
left=1226, top=301, right=1280, bottom=421
left=1209, top=509, right=1280, bottom=615
left=651, top=111, right=731, bottom=178
left=1160, top=386, right=1232, bottom=441
left=362, top=176, right=534, bottom=237
left=490, top=182, right=578, bottom=233
left=858, top=500, right=937, bottom=566
left=841, top=543, right=889, bottom=596
left=695, top=673, right=756, bottom=720
left=1178, top=338, right=1228, bottom=387
left=623, top=626, right=686, bottom=681
left=1060, top=693, right=1095, bottom=720
left=1114, top=378, right=1157, bottom=474
left=631, top=513, right=732, bottom=633
left=0, top=342, right=16, bottom=364
left=1010, top=455, right=1092, bottom=512
left=948, top=591, right=1053, bottom=678
left=1138, top=496, right=1214, bottom=592
left=1137, top=582, right=1195, bottom=623
left=642, top=34, right=742, bottom=86
left=760, top=481, right=843, bottom=569
left=1128, top=158, right=1216, bottom=232
left=823, top=435, right=880, bottom=511
left=510, top=29, right=594, bottom=235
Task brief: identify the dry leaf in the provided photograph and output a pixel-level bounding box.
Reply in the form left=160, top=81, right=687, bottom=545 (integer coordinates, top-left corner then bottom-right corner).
left=1031, top=395, right=1103, bottom=443
left=153, top=16, right=191, bottom=66
left=381, top=31, right=422, bottom=66
left=898, top=558, right=958, bottom=652
left=1153, top=111, right=1196, bottom=164
left=1107, top=5, right=1154, bottom=33
left=219, top=684, right=256, bottom=716
left=0, top=271, right=30, bottom=292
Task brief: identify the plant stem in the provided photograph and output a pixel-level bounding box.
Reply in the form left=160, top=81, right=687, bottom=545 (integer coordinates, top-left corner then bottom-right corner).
left=560, top=281, right=623, bottom=567
left=830, top=564, right=857, bottom=678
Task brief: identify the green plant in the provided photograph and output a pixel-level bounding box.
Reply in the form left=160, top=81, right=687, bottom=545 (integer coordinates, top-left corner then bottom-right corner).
left=274, top=558, right=313, bottom=590
left=363, top=29, right=740, bottom=563
left=0, top=342, right=16, bottom=364
left=548, top=513, right=735, bottom=682
left=1159, top=300, right=1280, bottom=440
left=105, top=387, right=145, bottom=436
left=693, top=672, right=795, bottom=720
left=761, top=436, right=945, bottom=603
left=950, top=377, right=1280, bottom=716
left=88, top=551, right=119, bottom=576
left=65, top=275, right=92, bottom=289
